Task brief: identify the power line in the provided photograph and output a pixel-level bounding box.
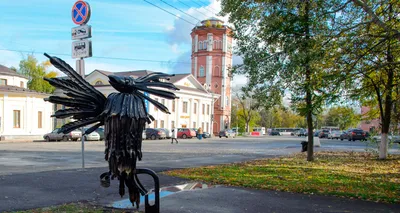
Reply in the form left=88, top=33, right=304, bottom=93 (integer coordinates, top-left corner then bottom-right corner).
left=188, top=0, right=216, bottom=15
left=198, top=0, right=220, bottom=14
left=0, top=48, right=192, bottom=64
left=177, top=0, right=208, bottom=20
left=159, top=0, right=202, bottom=22
left=143, top=0, right=196, bottom=26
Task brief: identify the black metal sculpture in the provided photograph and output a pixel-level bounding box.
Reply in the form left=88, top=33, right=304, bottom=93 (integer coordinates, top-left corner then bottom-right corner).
left=43, top=53, right=178, bottom=210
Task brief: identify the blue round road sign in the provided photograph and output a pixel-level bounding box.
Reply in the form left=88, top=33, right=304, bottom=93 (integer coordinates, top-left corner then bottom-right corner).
left=72, top=1, right=91, bottom=25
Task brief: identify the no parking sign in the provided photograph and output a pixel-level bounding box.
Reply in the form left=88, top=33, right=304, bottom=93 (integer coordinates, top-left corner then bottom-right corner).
left=72, top=1, right=91, bottom=25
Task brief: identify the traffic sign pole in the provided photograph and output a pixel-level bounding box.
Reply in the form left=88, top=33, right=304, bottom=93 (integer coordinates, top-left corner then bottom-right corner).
left=71, top=0, right=92, bottom=169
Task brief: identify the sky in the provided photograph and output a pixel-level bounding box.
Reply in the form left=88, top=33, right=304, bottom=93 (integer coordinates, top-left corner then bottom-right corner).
left=0, top=0, right=247, bottom=86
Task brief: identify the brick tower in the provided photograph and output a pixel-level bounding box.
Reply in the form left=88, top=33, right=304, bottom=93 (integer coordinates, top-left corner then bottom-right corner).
left=191, top=17, right=233, bottom=135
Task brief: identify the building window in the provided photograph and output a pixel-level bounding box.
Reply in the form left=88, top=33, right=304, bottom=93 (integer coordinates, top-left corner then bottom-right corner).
left=172, top=100, right=175, bottom=112
left=160, top=120, right=165, bottom=128
left=95, top=80, right=103, bottom=85
left=203, top=41, right=207, bottom=50
left=214, top=40, right=222, bottom=49
left=153, top=120, right=158, bottom=128
left=226, top=98, right=229, bottom=106
left=154, top=98, right=159, bottom=111
left=193, top=122, right=196, bottom=128
left=20, top=81, right=24, bottom=88
left=199, top=66, right=205, bottom=77
left=213, top=66, right=220, bottom=77
left=202, top=104, right=205, bottom=114
left=206, top=122, right=209, bottom=132
left=38, top=111, right=42, bottom=128
left=13, top=110, right=20, bottom=128
left=171, top=121, right=175, bottom=129
left=183, top=101, right=188, bottom=113
left=207, top=104, right=210, bottom=115
left=202, top=122, right=205, bottom=130
left=194, top=103, right=197, bottom=114
left=0, top=79, right=7, bottom=86
left=198, top=41, right=203, bottom=50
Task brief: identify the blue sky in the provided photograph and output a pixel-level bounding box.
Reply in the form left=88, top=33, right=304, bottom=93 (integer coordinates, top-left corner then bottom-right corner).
left=0, top=0, right=233, bottom=77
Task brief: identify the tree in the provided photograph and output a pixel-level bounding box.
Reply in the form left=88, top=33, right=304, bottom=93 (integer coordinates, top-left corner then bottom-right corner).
left=331, top=0, right=400, bottom=159
left=18, top=55, right=58, bottom=93
left=324, top=106, right=360, bottom=130
left=235, top=92, right=260, bottom=133
left=221, top=0, right=341, bottom=161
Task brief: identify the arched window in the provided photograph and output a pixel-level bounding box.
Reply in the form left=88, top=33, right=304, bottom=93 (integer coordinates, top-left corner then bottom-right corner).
left=203, top=41, right=207, bottom=50
left=95, top=80, right=103, bottom=85
left=199, top=66, right=205, bottom=77
left=198, top=41, right=203, bottom=50
left=213, top=66, right=220, bottom=77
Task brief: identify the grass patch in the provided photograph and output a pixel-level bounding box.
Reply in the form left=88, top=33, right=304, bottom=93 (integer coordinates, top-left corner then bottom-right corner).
left=9, top=202, right=142, bottom=213
left=164, top=151, right=400, bottom=203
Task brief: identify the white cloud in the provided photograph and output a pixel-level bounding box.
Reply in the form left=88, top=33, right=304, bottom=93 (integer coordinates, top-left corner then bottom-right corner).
left=0, top=48, right=25, bottom=68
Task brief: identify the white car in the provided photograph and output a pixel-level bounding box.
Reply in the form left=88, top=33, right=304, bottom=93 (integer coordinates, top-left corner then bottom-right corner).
left=371, top=135, right=400, bottom=143
left=328, top=131, right=341, bottom=139
left=83, top=129, right=100, bottom=141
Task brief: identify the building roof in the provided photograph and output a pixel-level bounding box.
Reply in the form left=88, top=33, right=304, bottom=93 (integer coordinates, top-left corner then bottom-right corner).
left=168, top=73, right=190, bottom=83
left=92, top=69, right=154, bottom=78
left=0, top=85, right=50, bottom=96
left=0, top=65, right=28, bottom=79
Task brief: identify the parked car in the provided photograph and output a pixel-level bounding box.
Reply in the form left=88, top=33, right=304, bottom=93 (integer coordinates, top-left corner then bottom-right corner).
left=43, top=128, right=81, bottom=142
left=219, top=129, right=236, bottom=138
left=371, top=135, right=400, bottom=143
left=319, top=129, right=330, bottom=138
left=340, top=130, right=350, bottom=141
left=270, top=130, right=281, bottom=136
left=81, top=128, right=101, bottom=141
left=157, top=128, right=171, bottom=139
left=314, top=130, right=321, bottom=137
left=202, top=132, right=211, bottom=138
left=328, top=130, right=341, bottom=139
left=177, top=128, right=196, bottom=139
left=348, top=129, right=366, bottom=141
left=298, top=129, right=307, bottom=137
left=95, top=127, right=104, bottom=141
left=145, top=128, right=166, bottom=140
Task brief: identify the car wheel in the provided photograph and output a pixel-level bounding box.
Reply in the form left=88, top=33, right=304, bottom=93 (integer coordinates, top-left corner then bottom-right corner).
left=45, top=136, right=50, bottom=142
left=62, top=136, right=68, bottom=141
left=226, top=136, right=228, bottom=138
left=182, top=134, right=187, bottom=139
left=151, top=135, right=156, bottom=140
left=219, top=136, right=221, bottom=138
left=73, top=138, right=78, bottom=141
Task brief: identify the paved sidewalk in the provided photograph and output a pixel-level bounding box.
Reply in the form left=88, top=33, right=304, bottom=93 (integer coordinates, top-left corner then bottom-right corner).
left=1, top=167, right=399, bottom=213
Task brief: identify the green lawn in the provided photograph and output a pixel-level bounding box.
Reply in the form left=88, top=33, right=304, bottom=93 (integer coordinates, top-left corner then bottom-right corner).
left=10, top=202, right=141, bottom=213
left=164, top=151, right=400, bottom=203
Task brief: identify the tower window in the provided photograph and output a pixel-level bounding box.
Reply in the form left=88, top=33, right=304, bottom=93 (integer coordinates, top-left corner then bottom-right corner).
left=199, top=66, right=205, bottom=77
left=198, top=41, right=203, bottom=50
left=214, top=40, right=222, bottom=49
left=95, top=80, right=103, bottom=85
left=213, top=66, right=220, bottom=77
left=203, top=41, right=207, bottom=50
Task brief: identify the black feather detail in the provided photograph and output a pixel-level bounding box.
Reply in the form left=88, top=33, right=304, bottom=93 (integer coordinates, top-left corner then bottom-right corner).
left=58, top=117, right=103, bottom=134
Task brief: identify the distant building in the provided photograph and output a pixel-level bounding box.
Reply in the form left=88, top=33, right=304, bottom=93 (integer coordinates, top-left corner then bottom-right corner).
left=0, top=65, right=53, bottom=140
left=53, top=70, right=216, bottom=133
left=358, top=106, right=380, bottom=132
left=191, top=17, right=233, bottom=134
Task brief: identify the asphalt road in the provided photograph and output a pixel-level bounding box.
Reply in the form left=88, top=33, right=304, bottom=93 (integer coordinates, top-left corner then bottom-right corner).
left=0, top=136, right=399, bottom=212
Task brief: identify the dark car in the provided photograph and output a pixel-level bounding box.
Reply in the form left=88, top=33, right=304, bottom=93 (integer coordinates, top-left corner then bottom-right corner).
left=340, top=131, right=349, bottom=141
left=202, top=132, right=211, bottom=138
left=145, top=128, right=166, bottom=140
left=314, top=130, right=321, bottom=137
left=319, top=129, right=330, bottom=138
left=270, top=130, right=281, bottom=136
left=298, top=129, right=307, bottom=137
left=348, top=129, right=366, bottom=141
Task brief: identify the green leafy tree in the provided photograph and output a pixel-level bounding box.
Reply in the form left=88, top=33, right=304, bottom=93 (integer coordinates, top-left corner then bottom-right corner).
left=324, top=106, right=360, bottom=130
left=331, top=0, right=400, bottom=159
left=221, top=0, right=341, bottom=161
left=18, top=55, right=58, bottom=93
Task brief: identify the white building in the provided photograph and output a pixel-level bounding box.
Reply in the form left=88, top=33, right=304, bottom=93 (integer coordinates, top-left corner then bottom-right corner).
left=81, top=70, right=217, bottom=133
left=0, top=65, right=53, bottom=140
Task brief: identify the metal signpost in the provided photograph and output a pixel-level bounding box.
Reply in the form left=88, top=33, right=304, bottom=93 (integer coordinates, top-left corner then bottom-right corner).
left=72, top=0, right=92, bottom=168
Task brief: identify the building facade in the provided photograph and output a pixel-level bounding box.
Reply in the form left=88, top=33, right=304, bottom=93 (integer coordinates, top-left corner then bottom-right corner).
left=54, top=70, right=216, bottom=133
left=191, top=18, right=233, bottom=134
left=0, top=65, right=53, bottom=140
